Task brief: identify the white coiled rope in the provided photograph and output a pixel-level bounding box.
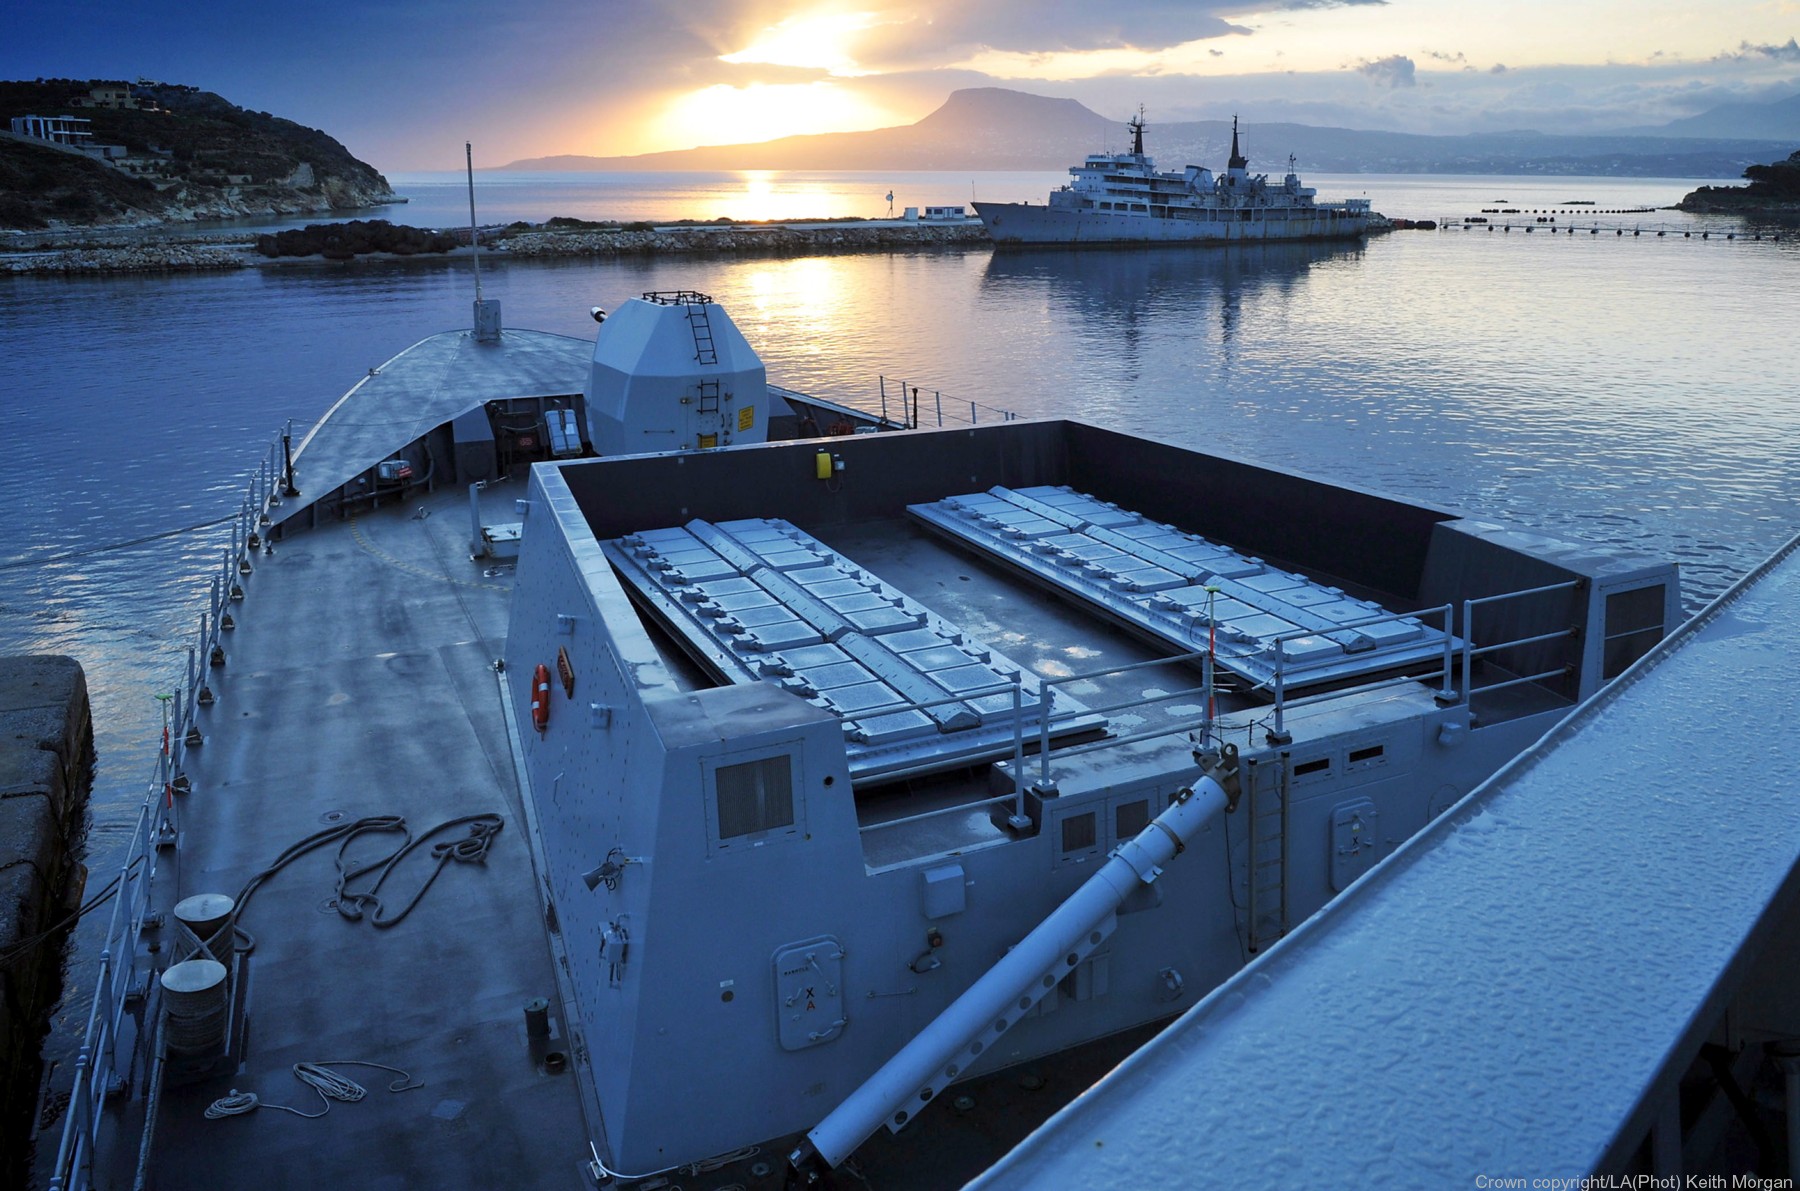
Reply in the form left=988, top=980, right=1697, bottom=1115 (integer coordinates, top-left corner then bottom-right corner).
left=204, top=1060, right=421, bottom=1120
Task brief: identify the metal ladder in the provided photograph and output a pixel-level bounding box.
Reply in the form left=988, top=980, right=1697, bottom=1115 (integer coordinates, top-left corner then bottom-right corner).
left=695, top=380, right=720, bottom=413
left=1243, top=751, right=1291, bottom=953
left=684, top=299, right=719, bottom=365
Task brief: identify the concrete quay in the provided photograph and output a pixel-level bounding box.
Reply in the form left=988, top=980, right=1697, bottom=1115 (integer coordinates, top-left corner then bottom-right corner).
left=0, top=655, right=92, bottom=1187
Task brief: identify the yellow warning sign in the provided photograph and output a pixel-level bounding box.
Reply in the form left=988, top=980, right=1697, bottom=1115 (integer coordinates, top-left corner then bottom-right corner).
left=738, top=405, right=755, bottom=432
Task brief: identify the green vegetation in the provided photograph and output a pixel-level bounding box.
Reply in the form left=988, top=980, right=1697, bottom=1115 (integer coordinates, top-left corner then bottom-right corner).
left=254, top=220, right=459, bottom=259
left=0, top=135, right=163, bottom=228
left=0, top=78, right=394, bottom=228
left=1677, top=150, right=1800, bottom=213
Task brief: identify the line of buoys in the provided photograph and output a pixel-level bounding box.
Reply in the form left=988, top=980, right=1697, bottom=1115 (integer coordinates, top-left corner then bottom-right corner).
left=1477, top=208, right=1655, bottom=215
left=1444, top=220, right=1779, bottom=243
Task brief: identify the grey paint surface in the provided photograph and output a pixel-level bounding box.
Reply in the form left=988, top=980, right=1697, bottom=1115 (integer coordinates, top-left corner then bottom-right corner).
left=973, top=535, right=1800, bottom=1189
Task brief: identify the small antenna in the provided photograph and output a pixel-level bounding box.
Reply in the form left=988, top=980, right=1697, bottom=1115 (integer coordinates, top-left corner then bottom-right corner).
left=466, top=141, right=482, bottom=302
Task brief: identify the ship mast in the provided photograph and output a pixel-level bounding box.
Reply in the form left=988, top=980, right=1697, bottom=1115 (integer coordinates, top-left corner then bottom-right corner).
left=1129, top=105, right=1146, bottom=156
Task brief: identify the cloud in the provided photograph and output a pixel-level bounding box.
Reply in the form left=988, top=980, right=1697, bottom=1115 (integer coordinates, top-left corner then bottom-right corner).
left=1489, top=63, right=1508, bottom=74
left=1718, top=37, right=1800, bottom=62
left=1356, top=54, right=1416, bottom=88
left=849, top=2, right=1250, bottom=68
left=1423, top=50, right=1467, bottom=65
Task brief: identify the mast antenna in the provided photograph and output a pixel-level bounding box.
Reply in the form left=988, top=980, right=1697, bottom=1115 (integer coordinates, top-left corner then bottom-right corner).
left=466, top=141, right=482, bottom=303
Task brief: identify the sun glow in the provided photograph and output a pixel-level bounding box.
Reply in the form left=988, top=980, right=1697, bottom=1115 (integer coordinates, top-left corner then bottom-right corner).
left=663, top=81, right=892, bottom=148
left=719, top=10, right=880, bottom=76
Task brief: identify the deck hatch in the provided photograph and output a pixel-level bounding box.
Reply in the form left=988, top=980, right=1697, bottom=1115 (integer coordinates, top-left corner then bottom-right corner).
left=605, top=517, right=1105, bottom=783
left=909, top=486, right=1463, bottom=691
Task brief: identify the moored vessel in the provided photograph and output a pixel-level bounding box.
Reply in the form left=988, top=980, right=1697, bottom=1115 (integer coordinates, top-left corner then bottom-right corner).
left=975, top=111, right=1371, bottom=246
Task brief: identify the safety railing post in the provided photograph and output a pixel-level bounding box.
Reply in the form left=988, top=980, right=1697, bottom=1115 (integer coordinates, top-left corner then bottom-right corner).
left=1462, top=598, right=1474, bottom=708
left=935, top=390, right=943, bottom=427
left=1269, top=648, right=1291, bottom=744
left=1010, top=672, right=1025, bottom=822
left=1436, top=603, right=1457, bottom=703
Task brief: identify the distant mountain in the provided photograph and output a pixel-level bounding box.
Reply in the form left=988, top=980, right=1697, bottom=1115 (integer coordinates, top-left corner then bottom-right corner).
left=506, top=87, right=1797, bottom=179
left=509, top=88, right=1115, bottom=172
left=1625, top=92, right=1800, bottom=142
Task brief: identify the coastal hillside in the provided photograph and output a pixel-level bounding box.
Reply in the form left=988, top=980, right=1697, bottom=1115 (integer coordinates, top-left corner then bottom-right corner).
left=506, top=86, right=1800, bottom=179
left=0, top=79, right=395, bottom=229
left=1677, top=149, right=1800, bottom=214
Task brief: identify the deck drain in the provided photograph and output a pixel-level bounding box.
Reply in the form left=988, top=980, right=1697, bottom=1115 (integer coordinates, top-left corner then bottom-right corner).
left=319, top=809, right=345, bottom=824
left=543, top=1051, right=567, bottom=1073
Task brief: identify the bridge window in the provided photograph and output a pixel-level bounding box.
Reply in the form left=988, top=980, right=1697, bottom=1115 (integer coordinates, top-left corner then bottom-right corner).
left=715, top=755, right=794, bottom=839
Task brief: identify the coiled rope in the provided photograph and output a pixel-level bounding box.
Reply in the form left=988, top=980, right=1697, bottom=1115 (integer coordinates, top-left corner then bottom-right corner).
left=205, top=812, right=504, bottom=959
left=204, top=1060, right=422, bottom=1121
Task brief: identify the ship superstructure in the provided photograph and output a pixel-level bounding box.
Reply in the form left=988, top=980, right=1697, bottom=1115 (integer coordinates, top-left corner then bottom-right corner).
left=44, top=295, right=1679, bottom=1191
left=975, top=112, right=1371, bottom=246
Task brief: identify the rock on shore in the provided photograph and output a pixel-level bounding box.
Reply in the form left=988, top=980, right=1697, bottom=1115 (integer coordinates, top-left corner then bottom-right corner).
left=4, top=242, right=248, bottom=275
left=498, top=222, right=991, bottom=257
left=3, top=220, right=996, bottom=274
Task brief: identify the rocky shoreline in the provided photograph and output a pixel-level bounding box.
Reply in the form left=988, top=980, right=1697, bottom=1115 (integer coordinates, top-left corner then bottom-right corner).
left=2, top=220, right=995, bottom=276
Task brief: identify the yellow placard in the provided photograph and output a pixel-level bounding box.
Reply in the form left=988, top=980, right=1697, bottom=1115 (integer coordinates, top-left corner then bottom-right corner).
left=737, top=405, right=755, bottom=432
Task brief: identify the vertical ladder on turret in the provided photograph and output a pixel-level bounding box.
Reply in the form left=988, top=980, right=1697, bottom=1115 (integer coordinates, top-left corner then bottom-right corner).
left=696, top=380, right=720, bottom=413
left=684, top=298, right=719, bottom=365
left=1243, top=752, right=1291, bottom=953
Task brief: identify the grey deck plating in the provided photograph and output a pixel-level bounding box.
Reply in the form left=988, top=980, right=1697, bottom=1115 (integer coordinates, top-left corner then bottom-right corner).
left=133, top=486, right=593, bottom=1190
left=910, top=485, right=1460, bottom=691
left=279, top=328, right=590, bottom=528
left=604, top=517, right=1104, bottom=784
left=974, top=537, right=1800, bottom=1190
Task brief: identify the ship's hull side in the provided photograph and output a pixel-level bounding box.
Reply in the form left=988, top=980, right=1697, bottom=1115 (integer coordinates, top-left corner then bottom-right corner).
left=975, top=201, right=1369, bottom=246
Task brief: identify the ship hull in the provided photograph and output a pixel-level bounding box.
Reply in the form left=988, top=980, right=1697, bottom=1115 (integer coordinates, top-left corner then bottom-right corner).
left=974, top=201, right=1369, bottom=245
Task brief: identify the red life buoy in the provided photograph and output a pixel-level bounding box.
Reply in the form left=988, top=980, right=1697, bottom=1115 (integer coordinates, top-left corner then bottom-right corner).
left=531, top=664, right=552, bottom=734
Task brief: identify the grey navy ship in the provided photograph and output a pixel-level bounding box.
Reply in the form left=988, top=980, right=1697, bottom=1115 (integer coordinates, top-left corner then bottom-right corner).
left=975, top=112, right=1371, bottom=246
left=40, top=291, right=1684, bottom=1191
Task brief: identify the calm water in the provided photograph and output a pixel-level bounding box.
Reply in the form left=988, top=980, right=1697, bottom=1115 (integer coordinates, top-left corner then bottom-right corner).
left=3, top=170, right=1798, bottom=1105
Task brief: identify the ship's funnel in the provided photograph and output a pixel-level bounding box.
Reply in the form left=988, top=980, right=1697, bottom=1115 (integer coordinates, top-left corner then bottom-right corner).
left=583, top=291, right=771, bottom=455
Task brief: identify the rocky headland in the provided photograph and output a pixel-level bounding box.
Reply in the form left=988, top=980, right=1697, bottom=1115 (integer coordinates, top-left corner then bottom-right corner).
left=1676, top=149, right=1800, bottom=215
left=0, top=78, right=395, bottom=230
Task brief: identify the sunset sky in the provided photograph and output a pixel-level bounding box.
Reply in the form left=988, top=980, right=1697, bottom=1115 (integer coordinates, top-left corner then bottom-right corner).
left=5, top=1, right=1798, bottom=170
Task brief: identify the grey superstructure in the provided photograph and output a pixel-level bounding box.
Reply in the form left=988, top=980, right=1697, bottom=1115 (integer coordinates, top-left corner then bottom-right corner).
left=975, top=113, right=1371, bottom=246
left=43, top=294, right=1677, bottom=1190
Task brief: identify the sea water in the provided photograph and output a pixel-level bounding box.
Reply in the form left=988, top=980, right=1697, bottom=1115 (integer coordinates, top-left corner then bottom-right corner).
left=3, top=170, right=1797, bottom=1117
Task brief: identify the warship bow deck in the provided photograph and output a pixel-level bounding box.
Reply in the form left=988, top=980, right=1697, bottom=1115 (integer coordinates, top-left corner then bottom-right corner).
left=44, top=297, right=1680, bottom=1191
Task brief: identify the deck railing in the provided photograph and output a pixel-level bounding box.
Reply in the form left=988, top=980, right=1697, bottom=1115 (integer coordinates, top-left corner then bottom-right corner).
left=47, top=426, right=293, bottom=1191
left=877, top=377, right=1020, bottom=428
left=854, top=577, right=1589, bottom=841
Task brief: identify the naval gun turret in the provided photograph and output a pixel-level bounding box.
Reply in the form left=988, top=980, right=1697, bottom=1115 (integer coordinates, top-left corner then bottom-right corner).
left=584, top=290, right=774, bottom=455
